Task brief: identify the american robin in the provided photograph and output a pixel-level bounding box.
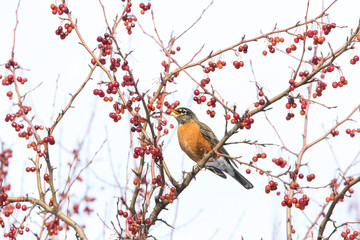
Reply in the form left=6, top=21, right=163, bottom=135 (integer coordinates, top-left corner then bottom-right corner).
left=170, top=107, right=253, bottom=189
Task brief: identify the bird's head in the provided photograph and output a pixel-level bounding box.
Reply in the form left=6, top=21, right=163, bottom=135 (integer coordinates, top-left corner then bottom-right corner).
left=170, top=107, right=199, bottom=124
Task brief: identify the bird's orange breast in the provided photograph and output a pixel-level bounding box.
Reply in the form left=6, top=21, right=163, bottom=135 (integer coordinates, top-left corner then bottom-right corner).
left=177, top=122, right=212, bottom=163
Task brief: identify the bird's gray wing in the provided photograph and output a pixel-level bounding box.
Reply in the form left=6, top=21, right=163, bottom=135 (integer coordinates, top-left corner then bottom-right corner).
left=196, top=121, right=238, bottom=168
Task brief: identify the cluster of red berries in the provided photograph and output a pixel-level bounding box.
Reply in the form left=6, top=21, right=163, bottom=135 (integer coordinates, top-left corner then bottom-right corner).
left=122, top=74, right=135, bottom=87
left=123, top=95, right=142, bottom=114
left=15, top=201, right=27, bottom=212
left=332, top=76, right=348, bottom=88
left=118, top=210, right=152, bottom=236
left=0, top=188, right=9, bottom=207
left=282, top=194, right=310, bottom=210
left=263, top=36, right=285, bottom=56
left=0, top=149, right=11, bottom=181
left=161, top=60, right=170, bottom=72
left=25, top=138, right=50, bottom=157
left=16, top=76, right=27, bottom=85
left=298, top=70, right=309, bottom=80
left=92, top=89, right=105, bottom=99
left=345, top=176, right=354, bottom=185
left=155, top=119, right=170, bottom=134
left=109, top=57, right=121, bottom=72
left=55, top=23, right=74, bottom=40
left=200, top=78, right=211, bottom=88
left=322, top=23, right=337, bottom=35
left=305, top=30, right=326, bottom=45
left=225, top=113, right=254, bottom=128
left=340, top=228, right=359, bottom=240
left=165, top=46, right=181, bottom=58
left=133, top=145, right=163, bottom=162
left=6, top=91, right=13, bottom=100
left=160, top=187, right=176, bottom=203
left=4, top=58, right=18, bottom=70
left=238, top=44, right=249, bottom=53
left=350, top=55, right=360, bottom=65
left=193, top=80, right=211, bottom=104
left=265, top=44, right=276, bottom=55
left=106, top=81, right=119, bottom=95
left=164, top=100, right=180, bottom=114
left=270, top=36, right=285, bottom=45
left=139, top=2, right=151, bottom=14
left=1, top=75, right=13, bottom=86
left=45, top=217, right=63, bottom=236
left=152, top=175, right=163, bottom=187
left=346, top=128, right=360, bottom=137
left=289, top=182, right=300, bottom=190
left=306, top=173, right=316, bottom=182
left=25, top=135, right=55, bottom=157
left=251, top=153, right=267, bottom=163
left=50, top=3, right=69, bottom=15
left=2, top=204, right=13, bottom=220
left=9, top=121, right=24, bottom=133
left=44, top=136, right=56, bottom=146
left=17, top=126, right=34, bottom=140
left=285, top=24, right=336, bottom=55
left=311, top=34, right=326, bottom=45
left=288, top=79, right=298, bottom=91
left=319, top=65, right=333, bottom=80
left=25, top=166, right=36, bottom=173
left=5, top=106, right=32, bottom=133
left=286, top=112, right=295, bottom=121
left=4, top=224, right=29, bottom=238
left=313, top=80, right=328, bottom=98
left=325, top=192, right=337, bottom=203
left=122, top=14, right=137, bottom=35
left=109, top=103, right=126, bottom=122
left=132, top=175, right=147, bottom=185
left=135, top=144, right=165, bottom=162
left=204, top=60, right=226, bottom=73
left=265, top=180, right=278, bottom=193
left=254, top=89, right=266, bottom=107
left=285, top=44, right=297, bottom=54
left=93, top=81, right=119, bottom=102
left=310, top=55, right=322, bottom=65
left=232, top=60, right=245, bottom=69
left=94, top=90, right=113, bottom=103
left=272, top=157, right=287, bottom=168
left=206, top=108, right=216, bottom=118
left=97, top=33, right=113, bottom=57
left=331, top=128, right=340, bottom=137
left=130, top=115, right=144, bottom=133
left=239, top=116, right=255, bottom=129
left=147, top=93, right=168, bottom=112
left=118, top=210, right=130, bottom=218
left=285, top=97, right=306, bottom=120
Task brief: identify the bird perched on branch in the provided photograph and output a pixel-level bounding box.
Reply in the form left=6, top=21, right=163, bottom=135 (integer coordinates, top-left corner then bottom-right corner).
left=170, top=107, right=253, bottom=189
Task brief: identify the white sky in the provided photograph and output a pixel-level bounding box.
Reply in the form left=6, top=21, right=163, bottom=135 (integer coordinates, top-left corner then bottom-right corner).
left=1, top=0, right=360, bottom=239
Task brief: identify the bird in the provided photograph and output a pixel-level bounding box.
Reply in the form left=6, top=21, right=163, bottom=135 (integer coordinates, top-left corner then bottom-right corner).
left=170, top=107, right=253, bottom=189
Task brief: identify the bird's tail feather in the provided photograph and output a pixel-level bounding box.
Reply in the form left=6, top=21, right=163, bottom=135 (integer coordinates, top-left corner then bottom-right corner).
left=231, top=167, right=253, bottom=189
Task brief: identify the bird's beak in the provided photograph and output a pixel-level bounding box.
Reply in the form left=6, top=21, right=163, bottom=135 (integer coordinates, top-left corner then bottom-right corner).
left=170, top=109, right=180, bottom=117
